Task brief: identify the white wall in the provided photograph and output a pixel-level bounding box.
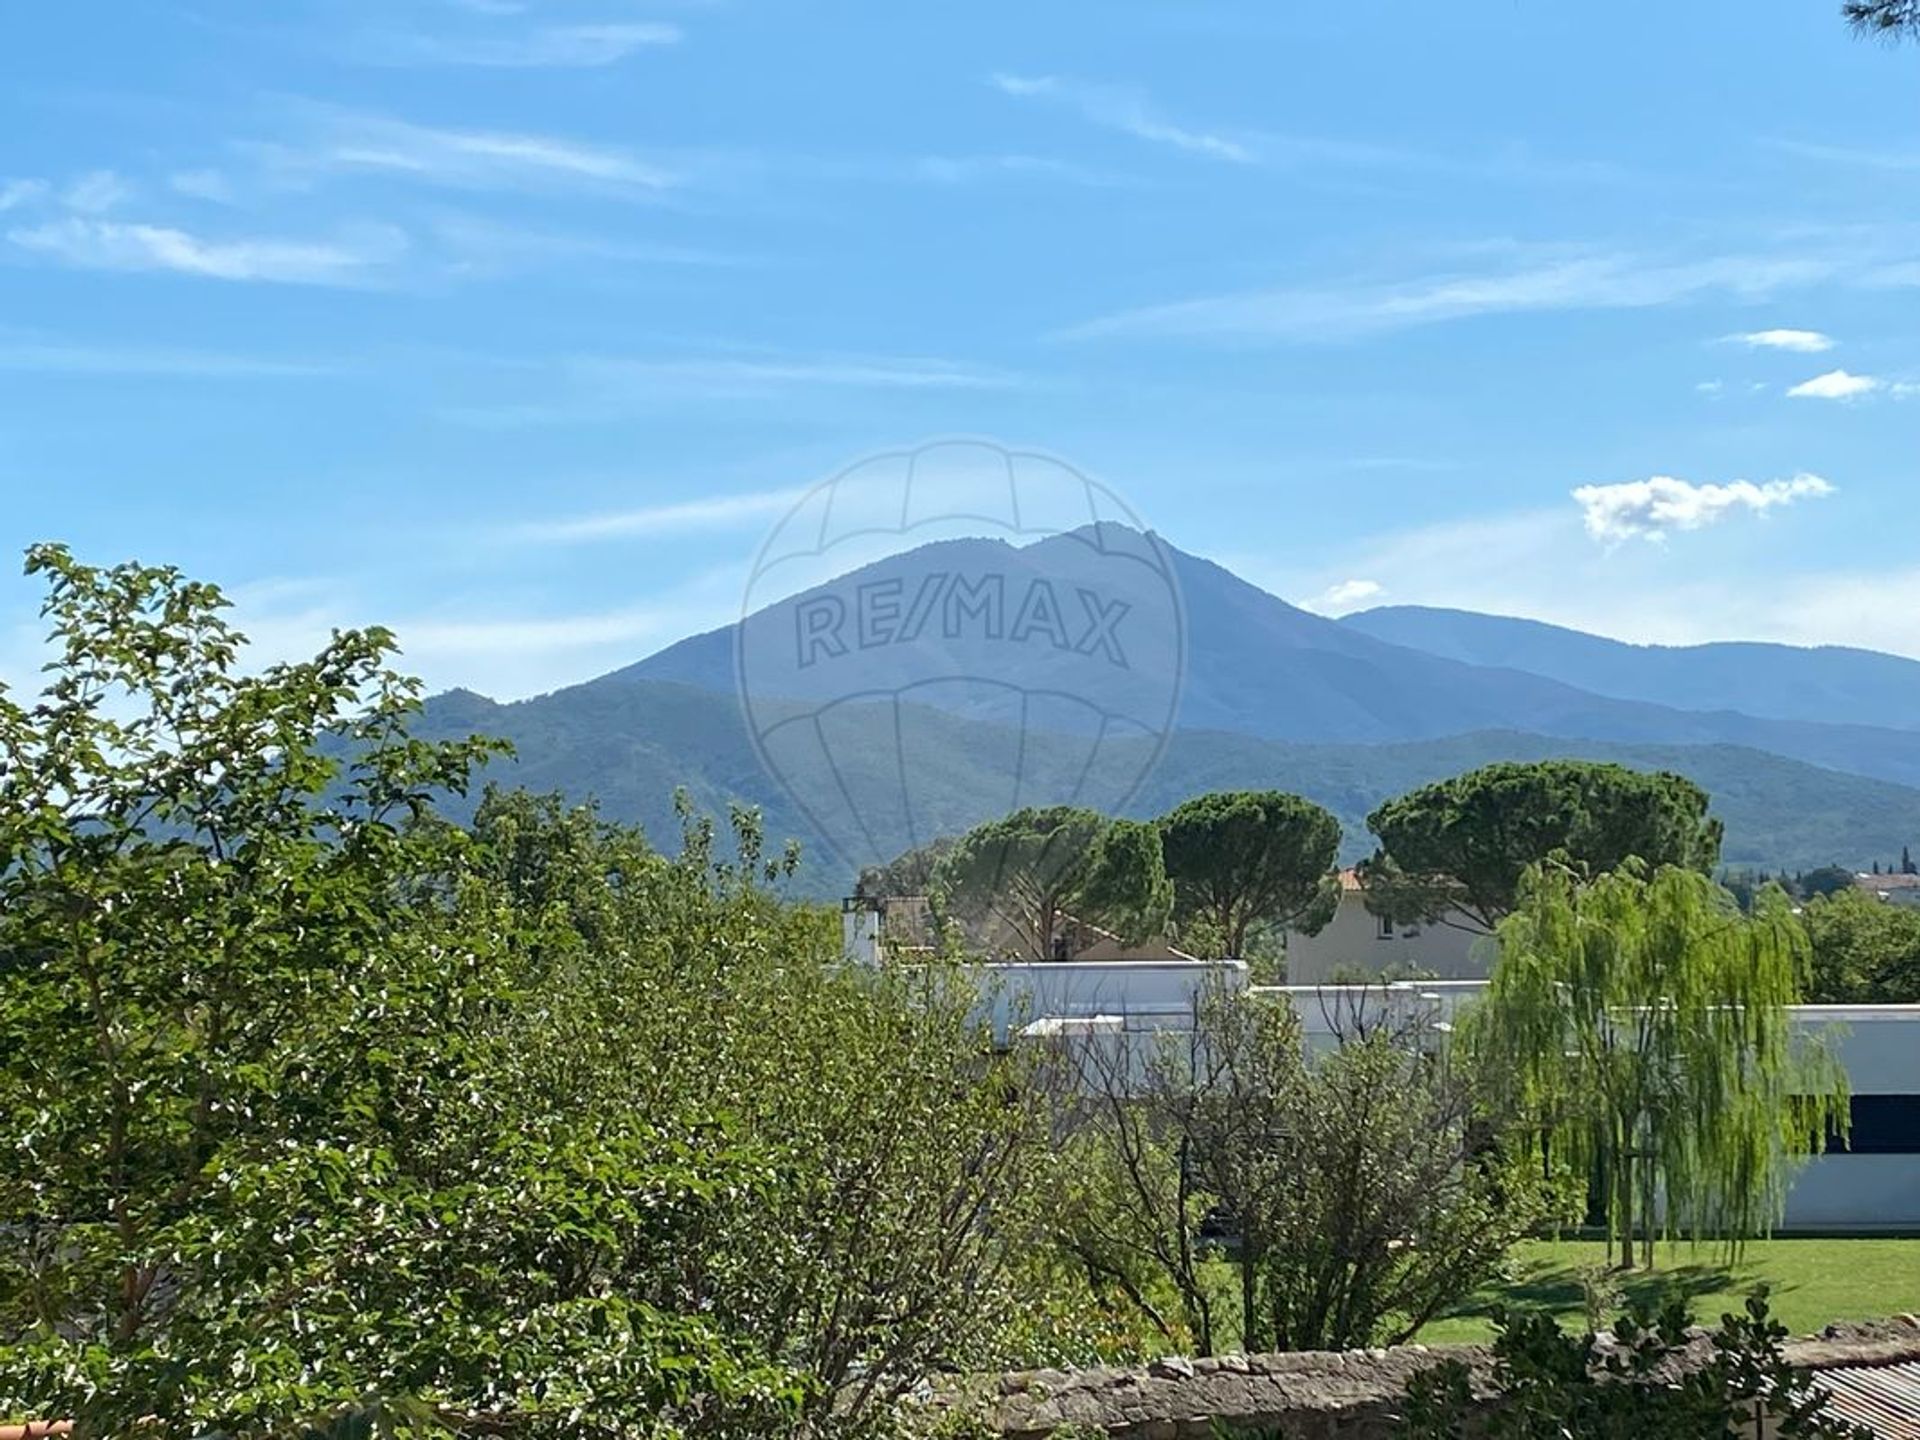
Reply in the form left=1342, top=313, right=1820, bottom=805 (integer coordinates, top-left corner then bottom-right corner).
left=1284, top=892, right=1493, bottom=986
left=975, top=958, right=1246, bottom=1045
left=994, top=965, right=1920, bottom=1231
left=1260, top=985, right=1920, bottom=1233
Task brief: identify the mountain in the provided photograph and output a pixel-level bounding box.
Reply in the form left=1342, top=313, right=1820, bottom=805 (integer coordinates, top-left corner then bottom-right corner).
left=1342, top=606, right=1920, bottom=733
left=414, top=678, right=1920, bottom=892
left=625, top=528, right=1920, bottom=791
left=411, top=525, right=1920, bottom=889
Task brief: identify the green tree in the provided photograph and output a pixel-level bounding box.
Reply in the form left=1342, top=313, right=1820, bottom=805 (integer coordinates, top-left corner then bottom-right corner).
left=934, top=805, right=1171, bottom=959
left=1801, top=864, right=1856, bottom=899
left=1469, top=862, right=1847, bottom=1271
left=492, top=804, right=1072, bottom=1430
left=1801, top=885, right=1920, bottom=1003
left=1846, top=0, right=1920, bottom=40
left=1156, top=790, right=1340, bottom=960
left=1060, top=983, right=1541, bottom=1353
left=0, top=547, right=1079, bottom=1437
left=1364, top=761, right=1724, bottom=932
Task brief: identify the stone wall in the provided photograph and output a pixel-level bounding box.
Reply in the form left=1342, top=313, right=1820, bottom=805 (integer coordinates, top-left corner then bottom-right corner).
left=931, top=1318, right=1920, bottom=1439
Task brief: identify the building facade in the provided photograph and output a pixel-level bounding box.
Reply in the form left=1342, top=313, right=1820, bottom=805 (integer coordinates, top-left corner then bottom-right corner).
left=1283, top=869, right=1491, bottom=985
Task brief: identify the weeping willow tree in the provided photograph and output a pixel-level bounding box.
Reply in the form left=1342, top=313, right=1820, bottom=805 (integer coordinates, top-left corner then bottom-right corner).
left=1469, top=861, right=1847, bottom=1270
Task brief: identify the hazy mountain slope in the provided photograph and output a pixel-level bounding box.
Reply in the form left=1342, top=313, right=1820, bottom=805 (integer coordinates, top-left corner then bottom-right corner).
left=416, top=679, right=1920, bottom=891
left=1343, top=605, right=1920, bottom=732
left=623, top=527, right=1920, bottom=789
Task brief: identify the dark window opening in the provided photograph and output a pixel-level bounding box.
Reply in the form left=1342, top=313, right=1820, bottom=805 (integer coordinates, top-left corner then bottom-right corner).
left=1831, top=1094, right=1920, bottom=1155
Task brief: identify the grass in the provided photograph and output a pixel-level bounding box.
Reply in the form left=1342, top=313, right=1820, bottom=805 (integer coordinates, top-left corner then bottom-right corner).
left=1417, top=1238, right=1920, bottom=1345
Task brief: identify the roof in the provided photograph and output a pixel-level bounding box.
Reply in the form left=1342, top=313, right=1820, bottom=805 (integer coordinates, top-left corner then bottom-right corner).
left=1859, top=873, right=1920, bottom=890
left=1817, top=1358, right=1920, bottom=1438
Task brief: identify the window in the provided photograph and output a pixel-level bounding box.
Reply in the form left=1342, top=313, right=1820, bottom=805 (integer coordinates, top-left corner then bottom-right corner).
left=1833, top=1095, right=1920, bottom=1155
left=1376, top=914, right=1394, bottom=941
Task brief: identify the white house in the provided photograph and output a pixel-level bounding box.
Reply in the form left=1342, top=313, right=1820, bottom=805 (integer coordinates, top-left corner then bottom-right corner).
left=846, top=891, right=1920, bottom=1233
left=1283, top=869, right=1492, bottom=985
left=1855, top=872, right=1920, bottom=910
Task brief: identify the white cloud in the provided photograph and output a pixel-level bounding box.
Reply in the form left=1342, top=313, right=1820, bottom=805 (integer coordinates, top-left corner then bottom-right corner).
left=61, top=170, right=131, bottom=214
left=1314, top=578, right=1384, bottom=612
left=989, top=73, right=1255, bottom=163
left=262, top=110, right=676, bottom=195
left=6, top=217, right=405, bottom=286
left=1695, top=379, right=1725, bottom=396
left=1572, top=473, right=1835, bottom=544
left=360, top=22, right=681, bottom=68
left=1225, top=508, right=1920, bottom=663
left=1735, top=327, right=1834, bottom=352
left=1787, top=368, right=1881, bottom=400
left=1064, top=247, right=1840, bottom=343
left=517, top=489, right=802, bottom=543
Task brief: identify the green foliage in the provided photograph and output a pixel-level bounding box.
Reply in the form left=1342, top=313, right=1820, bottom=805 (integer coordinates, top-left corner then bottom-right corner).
left=0, top=546, right=798, bottom=1438
left=1799, top=865, right=1857, bottom=900
left=1403, top=1293, right=1874, bottom=1439
left=1157, top=790, right=1340, bottom=960
left=1059, top=984, right=1543, bottom=1355
left=410, top=680, right=1920, bottom=896
left=1846, top=0, right=1920, bottom=40
left=1801, top=885, right=1920, bottom=1002
left=0, top=548, right=1078, bottom=1438
left=1364, top=761, right=1724, bottom=930
left=1469, top=862, right=1848, bottom=1270
left=934, top=805, right=1171, bottom=959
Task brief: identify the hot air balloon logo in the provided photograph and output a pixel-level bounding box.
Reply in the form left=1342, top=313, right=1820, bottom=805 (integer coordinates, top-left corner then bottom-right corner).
left=735, top=439, right=1186, bottom=876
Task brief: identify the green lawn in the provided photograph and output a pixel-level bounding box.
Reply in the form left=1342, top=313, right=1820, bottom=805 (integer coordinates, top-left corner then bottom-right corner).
left=1417, top=1239, right=1920, bottom=1345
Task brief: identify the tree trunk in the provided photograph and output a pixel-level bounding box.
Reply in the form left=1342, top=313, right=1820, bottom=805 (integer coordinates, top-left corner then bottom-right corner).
left=1615, top=1143, right=1635, bottom=1271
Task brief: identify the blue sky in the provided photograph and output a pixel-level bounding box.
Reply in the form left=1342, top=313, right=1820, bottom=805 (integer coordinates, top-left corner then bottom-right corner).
left=2, top=0, right=1917, bottom=698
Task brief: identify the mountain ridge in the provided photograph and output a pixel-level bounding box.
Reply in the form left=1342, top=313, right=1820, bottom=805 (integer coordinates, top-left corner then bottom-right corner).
left=415, top=677, right=1920, bottom=892
left=1341, top=604, right=1920, bottom=732
left=623, top=527, right=1920, bottom=789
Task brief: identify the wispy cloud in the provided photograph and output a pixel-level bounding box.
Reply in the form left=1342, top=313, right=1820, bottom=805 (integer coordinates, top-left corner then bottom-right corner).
left=356, top=21, right=681, bottom=68
left=168, top=169, right=235, bottom=203
left=1572, top=473, right=1835, bottom=544
left=446, top=351, right=1021, bottom=425
left=1063, top=246, right=1845, bottom=343
left=426, top=211, right=743, bottom=275
left=1241, top=508, right=1920, bottom=661
left=911, top=153, right=1124, bottom=187
left=1734, top=327, right=1834, bottom=352
left=61, top=170, right=131, bottom=214
left=255, top=109, right=677, bottom=196
left=989, top=73, right=1255, bottom=163
left=0, top=336, right=329, bottom=377
left=6, top=217, right=405, bottom=285
left=1314, top=578, right=1384, bottom=612
left=0, top=178, right=48, bottom=212
left=517, top=488, right=802, bottom=544
left=1770, top=138, right=1920, bottom=172
left=581, top=354, right=1018, bottom=392
left=1787, top=368, right=1882, bottom=400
